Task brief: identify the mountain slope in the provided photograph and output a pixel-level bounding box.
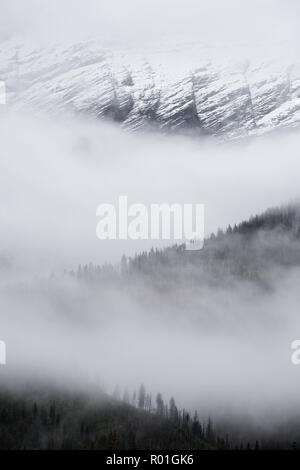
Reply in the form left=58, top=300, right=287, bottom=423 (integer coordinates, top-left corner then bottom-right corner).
left=75, top=204, right=300, bottom=289
left=0, top=387, right=215, bottom=450
left=1, top=39, right=300, bottom=140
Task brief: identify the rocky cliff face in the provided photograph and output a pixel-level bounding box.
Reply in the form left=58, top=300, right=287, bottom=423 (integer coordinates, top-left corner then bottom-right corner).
left=1, top=39, right=300, bottom=140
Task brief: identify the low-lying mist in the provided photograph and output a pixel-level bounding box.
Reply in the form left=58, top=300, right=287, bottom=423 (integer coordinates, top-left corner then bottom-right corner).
left=1, top=259, right=300, bottom=436
left=1, top=109, right=300, bottom=440
left=1, top=110, right=300, bottom=277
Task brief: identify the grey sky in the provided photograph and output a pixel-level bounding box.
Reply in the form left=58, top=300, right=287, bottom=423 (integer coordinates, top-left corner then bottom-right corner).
left=1, top=0, right=300, bottom=47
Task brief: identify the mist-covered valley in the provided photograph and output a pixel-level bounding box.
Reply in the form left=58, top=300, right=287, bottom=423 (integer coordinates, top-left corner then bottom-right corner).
left=1, top=108, right=300, bottom=447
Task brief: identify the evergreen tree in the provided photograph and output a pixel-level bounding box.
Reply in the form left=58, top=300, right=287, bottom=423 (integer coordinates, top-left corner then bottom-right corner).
left=138, top=384, right=146, bottom=409
left=156, top=393, right=164, bottom=416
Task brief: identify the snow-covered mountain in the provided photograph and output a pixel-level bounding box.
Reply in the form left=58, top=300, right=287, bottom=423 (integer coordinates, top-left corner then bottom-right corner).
left=1, top=38, right=300, bottom=140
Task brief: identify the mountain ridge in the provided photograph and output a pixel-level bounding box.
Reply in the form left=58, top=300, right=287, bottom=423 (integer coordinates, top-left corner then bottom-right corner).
left=1, top=39, right=300, bottom=140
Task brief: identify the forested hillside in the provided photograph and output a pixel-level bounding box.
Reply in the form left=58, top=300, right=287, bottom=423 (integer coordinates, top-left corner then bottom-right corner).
left=0, top=386, right=219, bottom=450
left=73, top=204, right=300, bottom=287
left=2, top=205, right=300, bottom=450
